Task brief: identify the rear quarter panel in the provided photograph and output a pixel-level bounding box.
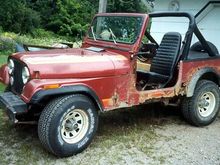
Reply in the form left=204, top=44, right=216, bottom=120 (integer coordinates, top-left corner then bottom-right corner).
left=181, top=58, right=220, bottom=84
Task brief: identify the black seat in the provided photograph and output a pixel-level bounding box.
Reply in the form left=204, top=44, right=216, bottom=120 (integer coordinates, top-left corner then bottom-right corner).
left=138, top=32, right=182, bottom=88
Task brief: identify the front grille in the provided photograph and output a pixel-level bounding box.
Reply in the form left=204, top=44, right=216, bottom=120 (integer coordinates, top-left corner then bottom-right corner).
left=10, top=59, right=25, bottom=94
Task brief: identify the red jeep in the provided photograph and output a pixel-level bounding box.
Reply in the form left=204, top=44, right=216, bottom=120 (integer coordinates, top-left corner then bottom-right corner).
left=0, top=12, right=220, bottom=157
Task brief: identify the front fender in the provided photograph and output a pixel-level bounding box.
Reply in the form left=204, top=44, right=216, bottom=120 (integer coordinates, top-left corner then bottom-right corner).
left=186, top=67, right=219, bottom=97
left=30, top=85, right=104, bottom=111
left=0, top=64, right=9, bottom=85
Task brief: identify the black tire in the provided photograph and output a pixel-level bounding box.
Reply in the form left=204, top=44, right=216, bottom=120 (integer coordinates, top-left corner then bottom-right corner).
left=38, top=94, right=98, bottom=157
left=181, top=80, right=220, bottom=126
left=190, top=41, right=219, bottom=55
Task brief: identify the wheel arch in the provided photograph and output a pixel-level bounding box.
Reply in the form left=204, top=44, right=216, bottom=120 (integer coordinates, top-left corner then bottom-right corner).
left=186, top=68, right=220, bottom=97
left=30, top=85, right=104, bottom=112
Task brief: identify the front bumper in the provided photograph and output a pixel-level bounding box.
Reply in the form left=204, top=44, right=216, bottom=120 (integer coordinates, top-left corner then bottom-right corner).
left=0, top=92, right=27, bottom=123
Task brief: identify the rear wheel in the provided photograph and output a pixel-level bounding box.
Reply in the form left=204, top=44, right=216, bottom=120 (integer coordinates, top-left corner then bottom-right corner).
left=181, top=80, right=220, bottom=126
left=38, top=94, right=98, bottom=157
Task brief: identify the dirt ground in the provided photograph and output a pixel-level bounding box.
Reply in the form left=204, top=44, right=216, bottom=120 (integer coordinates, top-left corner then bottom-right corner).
left=0, top=104, right=220, bottom=165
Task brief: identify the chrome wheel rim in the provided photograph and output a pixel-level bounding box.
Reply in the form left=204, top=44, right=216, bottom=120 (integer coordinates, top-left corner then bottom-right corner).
left=61, top=109, right=89, bottom=144
left=198, top=92, right=216, bottom=117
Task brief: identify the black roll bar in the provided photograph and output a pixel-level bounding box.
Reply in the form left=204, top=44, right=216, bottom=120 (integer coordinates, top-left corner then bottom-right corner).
left=149, top=12, right=217, bottom=59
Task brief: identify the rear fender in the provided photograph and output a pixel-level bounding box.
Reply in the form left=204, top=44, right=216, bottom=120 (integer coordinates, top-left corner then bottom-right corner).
left=186, top=68, right=219, bottom=97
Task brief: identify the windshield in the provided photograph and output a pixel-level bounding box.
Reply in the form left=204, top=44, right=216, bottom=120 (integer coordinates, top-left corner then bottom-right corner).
left=88, top=16, right=143, bottom=44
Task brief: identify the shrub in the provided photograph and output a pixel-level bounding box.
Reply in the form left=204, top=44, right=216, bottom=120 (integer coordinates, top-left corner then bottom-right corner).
left=0, top=26, right=3, bottom=33
left=46, top=0, right=96, bottom=36
left=31, top=28, right=56, bottom=38
left=0, top=0, right=40, bottom=34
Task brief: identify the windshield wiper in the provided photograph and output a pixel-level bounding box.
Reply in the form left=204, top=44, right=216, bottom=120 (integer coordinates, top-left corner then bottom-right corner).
left=109, top=28, right=117, bottom=44
left=91, top=26, right=97, bottom=41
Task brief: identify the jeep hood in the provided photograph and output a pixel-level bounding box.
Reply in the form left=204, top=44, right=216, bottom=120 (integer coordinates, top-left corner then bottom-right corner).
left=12, top=48, right=130, bottom=79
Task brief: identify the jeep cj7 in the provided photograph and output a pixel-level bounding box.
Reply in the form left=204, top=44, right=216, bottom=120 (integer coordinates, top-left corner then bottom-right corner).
left=0, top=12, right=219, bottom=157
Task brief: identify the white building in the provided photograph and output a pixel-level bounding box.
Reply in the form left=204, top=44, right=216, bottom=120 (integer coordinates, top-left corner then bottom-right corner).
left=151, top=0, right=220, bottom=51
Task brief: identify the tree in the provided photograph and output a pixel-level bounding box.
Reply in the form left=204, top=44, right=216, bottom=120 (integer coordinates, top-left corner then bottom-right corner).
left=107, top=0, right=150, bottom=13
left=0, top=0, right=40, bottom=33
left=46, top=0, right=97, bottom=36
left=98, top=0, right=152, bottom=13
left=0, top=0, right=152, bottom=36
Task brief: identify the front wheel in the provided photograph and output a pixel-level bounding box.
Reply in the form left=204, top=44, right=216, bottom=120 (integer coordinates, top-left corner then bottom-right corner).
left=38, top=94, right=98, bottom=157
left=181, top=80, right=220, bottom=126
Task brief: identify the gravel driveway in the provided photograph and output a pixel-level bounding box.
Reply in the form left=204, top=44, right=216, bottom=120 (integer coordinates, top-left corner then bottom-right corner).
left=153, top=117, right=220, bottom=165
left=0, top=105, right=220, bottom=165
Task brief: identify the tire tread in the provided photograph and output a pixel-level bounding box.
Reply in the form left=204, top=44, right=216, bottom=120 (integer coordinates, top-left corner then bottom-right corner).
left=38, top=94, right=86, bottom=156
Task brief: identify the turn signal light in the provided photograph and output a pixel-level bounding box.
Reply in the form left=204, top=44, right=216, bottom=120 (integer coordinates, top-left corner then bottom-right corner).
left=43, top=84, right=60, bottom=90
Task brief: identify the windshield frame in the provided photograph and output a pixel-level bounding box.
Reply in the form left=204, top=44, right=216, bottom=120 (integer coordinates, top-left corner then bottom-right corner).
left=87, top=14, right=145, bottom=45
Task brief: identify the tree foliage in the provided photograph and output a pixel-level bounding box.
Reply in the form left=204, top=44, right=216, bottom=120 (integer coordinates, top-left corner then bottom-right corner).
left=0, top=0, right=40, bottom=34
left=107, top=0, right=149, bottom=13
left=0, top=0, right=150, bottom=37
left=46, top=0, right=97, bottom=36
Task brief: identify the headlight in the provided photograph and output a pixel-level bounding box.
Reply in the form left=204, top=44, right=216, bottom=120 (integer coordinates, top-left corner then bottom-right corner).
left=8, top=59, right=14, bottom=74
left=22, top=67, right=30, bottom=84
left=10, top=76, right=14, bottom=85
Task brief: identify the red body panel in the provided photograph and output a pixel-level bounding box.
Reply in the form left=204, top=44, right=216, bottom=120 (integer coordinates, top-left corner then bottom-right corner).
left=13, top=48, right=130, bottom=79
left=14, top=57, right=220, bottom=111
left=181, top=59, right=220, bottom=83
left=21, top=74, right=131, bottom=110
left=0, top=64, right=9, bottom=85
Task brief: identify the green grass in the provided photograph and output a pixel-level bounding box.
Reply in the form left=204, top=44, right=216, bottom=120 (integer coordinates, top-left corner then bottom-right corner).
left=0, top=55, right=7, bottom=64
left=1, top=31, right=71, bottom=46
left=0, top=104, right=182, bottom=165
left=0, top=31, right=75, bottom=57
left=0, top=50, right=13, bottom=56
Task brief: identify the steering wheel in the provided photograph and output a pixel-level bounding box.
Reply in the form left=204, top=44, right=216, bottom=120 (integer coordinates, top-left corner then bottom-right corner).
left=137, top=43, right=158, bottom=62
